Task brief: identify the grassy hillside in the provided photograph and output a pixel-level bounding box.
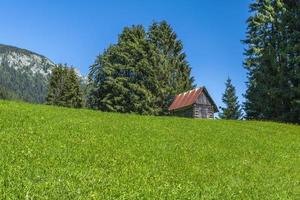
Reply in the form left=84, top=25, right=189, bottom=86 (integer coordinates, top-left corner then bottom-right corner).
left=0, top=100, right=299, bottom=199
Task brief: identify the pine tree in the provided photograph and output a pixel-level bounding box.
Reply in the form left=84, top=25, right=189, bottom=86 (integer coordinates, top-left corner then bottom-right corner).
left=282, top=0, right=300, bottom=123
left=46, top=65, right=66, bottom=106
left=88, top=26, right=160, bottom=114
left=244, top=0, right=276, bottom=120
left=219, top=78, right=242, bottom=119
left=46, top=64, right=83, bottom=108
left=65, top=68, right=83, bottom=108
left=244, top=0, right=300, bottom=123
left=148, top=21, right=194, bottom=114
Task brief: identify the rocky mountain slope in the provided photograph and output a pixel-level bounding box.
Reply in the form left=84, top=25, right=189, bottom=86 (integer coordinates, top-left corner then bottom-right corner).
left=0, top=44, right=56, bottom=103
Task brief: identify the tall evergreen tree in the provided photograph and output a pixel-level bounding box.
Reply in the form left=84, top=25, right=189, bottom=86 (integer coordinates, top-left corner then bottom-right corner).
left=65, top=68, right=83, bottom=108
left=47, top=64, right=83, bottom=108
left=282, top=0, right=300, bottom=123
left=88, top=21, right=194, bottom=115
left=148, top=21, right=194, bottom=114
left=244, top=0, right=300, bottom=123
left=219, top=78, right=242, bottom=119
left=88, top=26, right=160, bottom=114
left=46, top=65, right=66, bottom=106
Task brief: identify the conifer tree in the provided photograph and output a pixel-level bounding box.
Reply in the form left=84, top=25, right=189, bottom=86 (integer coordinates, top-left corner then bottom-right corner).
left=88, top=26, right=160, bottom=114
left=282, top=0, right=300, bottom=123
left=65, top=68, right=83, bottom=108
left=219, top=78, right=242, bottom=119
left=148, top=21, right=194, bottom=114
left=46, top=65, right=66, bottom=106
left=46, top=64, right=83, bottom=108
left=244, top=0, right=300, bottom=123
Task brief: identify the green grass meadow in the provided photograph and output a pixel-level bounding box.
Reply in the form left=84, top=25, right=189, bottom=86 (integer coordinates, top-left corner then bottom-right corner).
left=0, top=100, right=299, bottom=199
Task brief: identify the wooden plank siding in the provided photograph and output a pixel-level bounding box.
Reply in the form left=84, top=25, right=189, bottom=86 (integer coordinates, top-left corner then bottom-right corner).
left=193, top=93, right=214, bottom=119
left=193, top=104, right=214, bottom=119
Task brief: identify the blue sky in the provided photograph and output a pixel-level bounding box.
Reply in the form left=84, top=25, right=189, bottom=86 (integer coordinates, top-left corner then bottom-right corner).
left=0, top=0, right=252, bottom=108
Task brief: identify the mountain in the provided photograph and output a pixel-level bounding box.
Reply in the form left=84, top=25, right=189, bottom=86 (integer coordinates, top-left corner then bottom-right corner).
left=0, top=44, right=56, bottom=103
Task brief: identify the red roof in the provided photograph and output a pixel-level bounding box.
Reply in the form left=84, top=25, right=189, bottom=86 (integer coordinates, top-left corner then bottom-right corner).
left=168, top=88, right=204, bottom=111
left=168, top=87, right=219, bottom=112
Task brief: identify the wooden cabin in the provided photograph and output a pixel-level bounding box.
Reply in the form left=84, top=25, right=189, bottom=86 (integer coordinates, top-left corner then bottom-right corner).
left=168, top=87, right=218, bottom=119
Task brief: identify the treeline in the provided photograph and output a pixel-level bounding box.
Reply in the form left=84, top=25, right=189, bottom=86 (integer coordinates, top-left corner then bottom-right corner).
left=46, top=10, right=300, bottom=124
left=47, top=21, right=194, bottom=115
left=0, top=86, right=18, bottom=100
left=244, top=0, right=300, bottom=123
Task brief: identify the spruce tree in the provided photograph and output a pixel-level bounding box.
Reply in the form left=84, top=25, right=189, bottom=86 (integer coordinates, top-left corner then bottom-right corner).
left=88, top=26, right=160, bottom=114
left=282, top=0, right=300, bottom=123
left=47, top=64, right=83, bottom=108
left=65, top=68, right=83, bottom=108
left=219, top=78, right=242, bottom=120
left=244, top=0, right=300, bottom=123
left=46, top=65, right=66, bottom=106
left=148, top=21, right=194, bottom=114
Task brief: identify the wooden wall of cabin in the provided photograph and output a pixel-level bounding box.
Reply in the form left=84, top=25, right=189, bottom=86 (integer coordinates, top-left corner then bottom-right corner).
left=193, top=93, right=214, bottom=119
left=172, top=106, right=194, bottom=118
left=193, top=104, right=214, bottom=119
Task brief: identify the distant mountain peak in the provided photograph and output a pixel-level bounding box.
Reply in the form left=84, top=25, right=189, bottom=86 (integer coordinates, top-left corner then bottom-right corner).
left=0, top=44, right=50, bottom=59
left=0, top=44, right=56, bottom=77
left=0, top=44, right=56, bottom=103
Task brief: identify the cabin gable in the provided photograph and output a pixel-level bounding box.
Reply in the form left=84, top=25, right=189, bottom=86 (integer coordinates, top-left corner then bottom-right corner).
left=196, top=93, right=210, bottom=104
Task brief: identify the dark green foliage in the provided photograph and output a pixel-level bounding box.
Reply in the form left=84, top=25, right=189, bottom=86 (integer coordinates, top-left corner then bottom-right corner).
left=0, top=86, right=18, bottom=100
left=46, top=66, right=66, bottom=106
left=47, top=64, right=83, bottom=108
left=88, top=26, right=160, bottom=115
left=283, top=0, right=300, bottom=122
left=219, top=78, right=242, bottom=119
left=244, top=0, right=300, bottom=123
left=148, top=21, right=195, bottom=114
left=88, top=21, right=194, bottom=115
